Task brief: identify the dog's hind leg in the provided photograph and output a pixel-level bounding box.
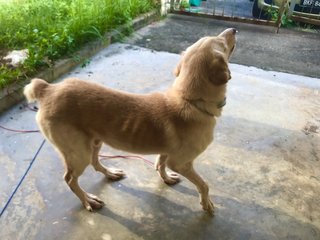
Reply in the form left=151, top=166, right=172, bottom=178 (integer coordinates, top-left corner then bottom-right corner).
left=155, top=154, right=180, bottom=185
left=91, top=140, right=125, bottom=180
left=59, top=137, right=107, bottom=211
left=40, top=123, right=105, bottom=211
left=63, top=166, right=104, bottom=211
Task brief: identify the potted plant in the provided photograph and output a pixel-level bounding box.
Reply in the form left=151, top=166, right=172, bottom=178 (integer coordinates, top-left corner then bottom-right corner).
left=179, top=0, right=190, bottom=11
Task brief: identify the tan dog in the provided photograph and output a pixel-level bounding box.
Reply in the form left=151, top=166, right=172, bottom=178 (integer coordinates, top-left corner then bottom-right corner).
left=24, top=28, right=236, bottom=215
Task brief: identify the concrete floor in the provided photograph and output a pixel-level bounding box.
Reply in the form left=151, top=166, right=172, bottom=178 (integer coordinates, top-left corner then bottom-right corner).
left=1, top=39, right=320, bottom=239
left=127, top=14, right=320, bottom=79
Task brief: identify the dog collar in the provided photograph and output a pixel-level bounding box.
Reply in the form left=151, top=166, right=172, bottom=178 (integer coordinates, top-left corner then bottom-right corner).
left=217, top=97, right=227, bottom=109
left=186, top=97, right=227, bottom=117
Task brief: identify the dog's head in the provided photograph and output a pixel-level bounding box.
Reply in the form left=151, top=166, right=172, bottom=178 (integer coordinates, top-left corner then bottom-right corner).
left=173, top=28, right=237, bottom=99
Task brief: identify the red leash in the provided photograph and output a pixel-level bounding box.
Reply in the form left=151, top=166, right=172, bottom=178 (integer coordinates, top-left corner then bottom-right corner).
left=0, top=123, right=154, bottom=166
left=99, top=154, right=154, bottom=166
left=1, top=103, right=154, bottom=166
left=0, top=124, right=40, bottom=133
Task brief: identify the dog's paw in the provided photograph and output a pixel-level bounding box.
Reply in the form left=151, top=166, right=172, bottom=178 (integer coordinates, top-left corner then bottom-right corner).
left=201, top=198, right=214, bottom=216
left=83, top=193, right=105, bottom=211
left=163, top=172, right=180, bottom=185
left=106, top=168, right=125, bottom=180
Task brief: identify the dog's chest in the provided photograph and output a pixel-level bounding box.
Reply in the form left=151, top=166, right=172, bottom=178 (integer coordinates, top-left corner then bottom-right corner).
left=180, top=120, right=215, bottom=153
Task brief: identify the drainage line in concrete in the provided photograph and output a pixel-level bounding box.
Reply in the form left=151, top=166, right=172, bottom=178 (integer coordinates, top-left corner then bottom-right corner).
left=0, top=139, right=46, bottom=218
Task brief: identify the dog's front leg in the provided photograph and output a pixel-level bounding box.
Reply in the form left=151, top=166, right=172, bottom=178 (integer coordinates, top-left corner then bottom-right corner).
left=174, top=162, right=214, bottom=215
left=91, top=140, right=125, bottom=180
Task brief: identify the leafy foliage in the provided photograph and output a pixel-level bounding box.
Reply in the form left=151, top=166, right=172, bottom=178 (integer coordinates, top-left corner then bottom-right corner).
left=267, top=6, right=296, bottom=27
left=0, top=0, right=156, bottom=89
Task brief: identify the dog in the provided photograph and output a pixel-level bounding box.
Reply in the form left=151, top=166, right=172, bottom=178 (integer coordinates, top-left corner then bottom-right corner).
left=24, top=28, right=237, bottom=215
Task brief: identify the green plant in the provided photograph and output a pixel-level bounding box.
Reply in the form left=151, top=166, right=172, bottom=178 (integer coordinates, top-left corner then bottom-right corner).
left=180, top=0, right=190, bottom=10
left=0, top=0, right=156, bottom=89
left=267, top=6, right=296, bottom=27
left=81, top=59, right=91, bottom=68
left=0, top=66, right=23, bottom=89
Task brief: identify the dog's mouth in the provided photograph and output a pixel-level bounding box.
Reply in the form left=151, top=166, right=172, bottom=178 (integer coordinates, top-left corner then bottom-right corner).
left=230, top=45, right=235, bottom=53
left=230, top=29, right=237, bottom=57
left=228, top=44, right=236, bottom=59
left=221, top=28, right=237, bottom=59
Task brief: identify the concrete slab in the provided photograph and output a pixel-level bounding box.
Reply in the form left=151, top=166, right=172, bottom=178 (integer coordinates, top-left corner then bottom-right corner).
left=0, top=43, right=320, bottom=240
left=127, top=14, right=320, bottom=79
left=0, top=105, right=44, bottom=212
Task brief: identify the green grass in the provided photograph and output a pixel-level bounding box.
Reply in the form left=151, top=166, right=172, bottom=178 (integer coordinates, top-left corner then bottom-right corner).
left=0, top=0, right=156, bottom=89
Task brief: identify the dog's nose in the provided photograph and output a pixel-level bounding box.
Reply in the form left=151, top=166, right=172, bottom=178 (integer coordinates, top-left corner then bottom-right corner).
left=218, top=28, right=238, bottom=38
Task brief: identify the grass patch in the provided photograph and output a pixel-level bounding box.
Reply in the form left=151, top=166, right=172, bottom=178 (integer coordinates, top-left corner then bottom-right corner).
left=0, top=0, right=157, bottom=89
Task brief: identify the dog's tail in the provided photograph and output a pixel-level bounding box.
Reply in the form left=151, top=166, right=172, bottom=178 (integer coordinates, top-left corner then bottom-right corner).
left=23, top=78, right=49, bottom=103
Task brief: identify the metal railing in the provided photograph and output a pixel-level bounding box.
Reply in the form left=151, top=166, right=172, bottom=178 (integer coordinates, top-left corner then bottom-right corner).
left=164, top=0, right=320, bottom=31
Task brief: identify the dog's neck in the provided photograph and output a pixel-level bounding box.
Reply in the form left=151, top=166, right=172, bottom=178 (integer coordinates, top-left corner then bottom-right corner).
left=167, top=83, right=227, bottom=117
left=185, top=97, right=226, bottom=117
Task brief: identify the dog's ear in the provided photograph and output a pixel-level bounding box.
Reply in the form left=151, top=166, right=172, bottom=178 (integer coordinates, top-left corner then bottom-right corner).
left=174, top=51, right=185, bottom=77
left=208, top=54, right=231, bottom=86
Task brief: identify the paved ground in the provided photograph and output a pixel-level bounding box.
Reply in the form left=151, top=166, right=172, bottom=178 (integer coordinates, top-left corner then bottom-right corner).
left=1, top=15, right=320, bottom=240
left=127, top=14, right=320, bottom=79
